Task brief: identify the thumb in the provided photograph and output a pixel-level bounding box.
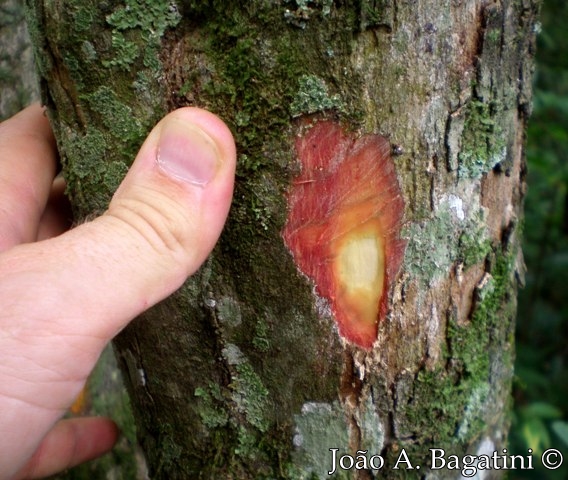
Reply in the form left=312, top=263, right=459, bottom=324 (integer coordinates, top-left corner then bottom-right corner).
left=95, top=106, right=236, bottom=336
left=1, top=106, right=236, bottom=345
left=104, top=106, right=236, bottom=330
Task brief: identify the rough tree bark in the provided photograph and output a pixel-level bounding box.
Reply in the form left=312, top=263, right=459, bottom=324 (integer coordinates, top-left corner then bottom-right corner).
left=24, top=1, right=538, bottom=478
left=0, top=0, right=39, bottom=119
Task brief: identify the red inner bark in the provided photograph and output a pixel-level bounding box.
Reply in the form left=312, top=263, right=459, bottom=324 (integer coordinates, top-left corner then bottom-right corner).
left=283, top=121, right=405, bottom=348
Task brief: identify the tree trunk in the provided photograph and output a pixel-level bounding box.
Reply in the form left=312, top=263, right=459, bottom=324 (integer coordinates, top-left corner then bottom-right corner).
left=0, top=0, right=39, bottom=119
left=24, top=1, right=538, bottom=478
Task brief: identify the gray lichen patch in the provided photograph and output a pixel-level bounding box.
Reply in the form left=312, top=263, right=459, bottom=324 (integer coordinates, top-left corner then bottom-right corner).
left=103, top=0, right=181, bottom=70
left=83, top=86, right=145, bottom=143
left=222, top=343, right=247, bottom=366
left=194, top=383, right=229, bottom=429
left=290, top=74, right=344, bottom=117
left=24, top=0, right=174, bottom=219
left=216, top=296, right=243, bottom=328
left=358, top=394, right=385, bottom=457
left=222, top=345, right=270, bottom=433
left=445, top=89, right=512, bottom=182
left=403, top=190, right=491, bottom=285
left=283, top=0, right=333, bottom=28
left=292, top=401, right=350, bottom=479
left=231, top=362, right=270, bottom=433
left=456, top=383, right=490, bottom=441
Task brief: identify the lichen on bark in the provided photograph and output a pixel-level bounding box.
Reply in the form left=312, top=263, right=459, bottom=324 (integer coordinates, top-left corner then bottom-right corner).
left=24, top=0, right=171, bottom=216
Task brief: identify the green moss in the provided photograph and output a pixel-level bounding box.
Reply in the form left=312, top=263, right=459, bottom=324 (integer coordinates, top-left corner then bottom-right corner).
left=64, top=127, right=112, bottom=213
left=359, top=0, right=395, bottom=31
left=103, top=159, right=130, bottom=192
left=234, top=425, right=259, bottom=457
left=24, top=0, right=173, bottom=219
left=22, top=2, right=52, bottom=78
left=103, top=32, right=139, bottom=70
left=66, top=127, right=107, bottom=178
left=486, top=27, right=502, bottom=44
left=390, top=247, right=517, bottom=472
left=458, top=99, right=506, bottom=179
left=72, top=4, right=96, bottom=32
left=247, top=174, right=282, bottom=232
left=62, top=123, right=132, bottom=214
left=459, top=231, right=493, bottom=268
left=252, top=319, right=271, bottom=353
left=107, top=0, right=180, bottom=33
left=156, top=423, right=184, bottom=471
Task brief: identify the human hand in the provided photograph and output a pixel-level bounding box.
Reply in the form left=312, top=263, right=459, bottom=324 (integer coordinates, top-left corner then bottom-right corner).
left=0, top=104, right=236, bottom=479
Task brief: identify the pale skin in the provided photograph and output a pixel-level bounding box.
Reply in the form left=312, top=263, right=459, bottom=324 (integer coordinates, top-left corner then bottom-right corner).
left=0, top=104, right=236, bottom=479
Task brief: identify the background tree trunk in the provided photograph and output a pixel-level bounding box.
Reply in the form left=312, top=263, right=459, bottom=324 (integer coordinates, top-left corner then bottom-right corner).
left=24, top=1, right=539, bottom=478
left=0, top=0, right=39, bottom=119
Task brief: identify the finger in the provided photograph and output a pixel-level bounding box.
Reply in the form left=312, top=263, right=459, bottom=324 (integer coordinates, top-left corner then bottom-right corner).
left=15, top=417, right=118, bottom=479
left=36, top=176, right=73, bottom=241
left=0, top=103, right=57, bottom=252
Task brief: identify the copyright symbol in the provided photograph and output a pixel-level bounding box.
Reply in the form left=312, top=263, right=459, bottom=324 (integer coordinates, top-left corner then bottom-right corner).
left=541, top=449, right=563, bottom=470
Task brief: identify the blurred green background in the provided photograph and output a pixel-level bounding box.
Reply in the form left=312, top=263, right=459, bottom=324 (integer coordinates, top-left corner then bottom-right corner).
left=1, top=0, right=567, bottom=478
left=509, top=0, right=568, bottom=478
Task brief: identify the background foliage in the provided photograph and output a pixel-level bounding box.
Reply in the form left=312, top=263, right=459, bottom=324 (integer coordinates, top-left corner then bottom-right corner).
left=509, top=0, right=568, bottom=477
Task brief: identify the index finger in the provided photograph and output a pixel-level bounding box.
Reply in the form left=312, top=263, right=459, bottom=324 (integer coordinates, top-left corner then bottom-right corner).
left=0, top=104, right=58, bottom=252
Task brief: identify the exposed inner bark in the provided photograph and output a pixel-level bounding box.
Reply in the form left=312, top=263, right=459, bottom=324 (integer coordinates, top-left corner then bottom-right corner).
left=283, top=120, right=405, bottom=349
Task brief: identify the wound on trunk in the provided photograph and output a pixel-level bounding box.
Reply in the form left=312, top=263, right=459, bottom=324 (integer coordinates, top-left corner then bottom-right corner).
left=283, top=121, right=405, bottom=348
